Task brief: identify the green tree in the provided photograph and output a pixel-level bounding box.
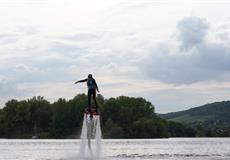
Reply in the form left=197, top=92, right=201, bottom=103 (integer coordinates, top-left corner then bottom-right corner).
left=103, top=118, right=124, bottom=138
left=132, top=118, right=157, bottom=138
left=0, top=94, right=189, bottom=139
left=28, top=96, right=51, bottom=134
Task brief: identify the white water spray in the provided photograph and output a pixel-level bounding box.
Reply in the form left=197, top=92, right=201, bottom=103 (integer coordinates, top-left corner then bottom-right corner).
left=79, top=114, right=102, bottom=160
left=95, top=115, right=102, bottom=160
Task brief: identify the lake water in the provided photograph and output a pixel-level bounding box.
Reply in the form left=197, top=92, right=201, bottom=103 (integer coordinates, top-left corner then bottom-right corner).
left=0, top=138, right=230, bottom=160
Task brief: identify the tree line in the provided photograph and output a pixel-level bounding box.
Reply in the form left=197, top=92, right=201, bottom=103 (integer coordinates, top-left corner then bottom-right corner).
left=0, top=94, right=196, bottom=138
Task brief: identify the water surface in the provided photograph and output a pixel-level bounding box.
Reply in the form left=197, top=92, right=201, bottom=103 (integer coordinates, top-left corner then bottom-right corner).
left=0, top=138, right=229, bottom=160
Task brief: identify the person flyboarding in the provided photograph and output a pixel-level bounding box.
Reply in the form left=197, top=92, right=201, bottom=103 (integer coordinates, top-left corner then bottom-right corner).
left=74, top=74, right=99, bottom=115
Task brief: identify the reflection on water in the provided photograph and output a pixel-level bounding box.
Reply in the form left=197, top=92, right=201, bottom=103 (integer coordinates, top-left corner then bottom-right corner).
left=0, top=138, right=230, bottom=160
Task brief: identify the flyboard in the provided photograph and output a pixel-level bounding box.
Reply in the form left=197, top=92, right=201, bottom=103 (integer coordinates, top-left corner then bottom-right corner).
left=80, top=107, right=101, bottom=159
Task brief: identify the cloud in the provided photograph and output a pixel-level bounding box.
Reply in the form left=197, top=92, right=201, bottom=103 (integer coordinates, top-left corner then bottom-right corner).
left=215, top=22, right=230, bottom=44
left=2, top=16, right=230, bottom=100
left=0, top=76, right=13, bottom=97
left=48, top=41, right=84, bottom=56
left=0, top=33, right=19, bottom=45
left=141, top=16, right=230, bottom=84
left=1, top=7, right=230, bottom=113
left=177, top=17, right=209, bottom=50
left=15, top=63, right=31, bottom=71
left=0, top=76, right=25, bottom=102
left=62, top=33, right=100, bottom=42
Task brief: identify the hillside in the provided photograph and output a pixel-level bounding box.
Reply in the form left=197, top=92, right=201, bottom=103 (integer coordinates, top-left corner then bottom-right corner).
left=159, top=101, right=230, bottom=129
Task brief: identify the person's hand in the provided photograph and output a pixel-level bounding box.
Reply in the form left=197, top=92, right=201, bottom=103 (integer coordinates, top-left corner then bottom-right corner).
left=97, top=89, right=100, bottom=93
left=74, top=82, right=78, bottom=84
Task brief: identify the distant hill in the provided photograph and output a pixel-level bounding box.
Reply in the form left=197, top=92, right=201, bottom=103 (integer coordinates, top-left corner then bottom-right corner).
left=159, top=101, right=230, bottom=129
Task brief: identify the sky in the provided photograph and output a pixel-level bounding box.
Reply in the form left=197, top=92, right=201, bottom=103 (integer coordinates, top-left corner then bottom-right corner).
left=1, top=0, right=230, bottom=113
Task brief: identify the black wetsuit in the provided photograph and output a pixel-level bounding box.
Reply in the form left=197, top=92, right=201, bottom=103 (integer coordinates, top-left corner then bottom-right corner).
left=77, top=78, right=99, bottom=109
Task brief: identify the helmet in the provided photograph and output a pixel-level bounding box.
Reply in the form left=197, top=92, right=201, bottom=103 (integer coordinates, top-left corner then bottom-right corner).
left=88, top=74, right=92, bottom=78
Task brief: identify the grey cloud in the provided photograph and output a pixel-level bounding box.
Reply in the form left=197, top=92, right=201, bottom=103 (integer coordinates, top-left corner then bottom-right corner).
left=0, top=26, right=39, bottom=45
left=143, top=44, right=230, bottom=84
left=0, top=34, right=10, bottom=39
left=15, top=26, right=40, bottom=35
left=216, top=22, right=230, bottom=42
left=15, top=63, right=31, bottom=71
left=54, top=32, right=140, bottom=73
left=48, top=41, right=85, bottom=57
left=0, top=76, right=18, bottom=98
left=1, top=53, right=76, bottom=85
left=62, top=33, right=100, bottom=41
left=142, top=17, right=230, bottom=84
left=0, top=33, right=19, bottom=44
left=0, top=35, right=96, bottom=88
left=2, top=16, right=229, bottom=87
left=194, top=43, right=230, bottom=70
left=177, top=17, right=209, bottom=50
left=218, top=32, right=230, bottom=41
left=0, top=75, right=35, bottom=107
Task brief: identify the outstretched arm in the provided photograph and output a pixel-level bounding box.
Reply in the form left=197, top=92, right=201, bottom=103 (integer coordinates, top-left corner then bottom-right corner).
left=74, top=78, right=88, bottom=84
